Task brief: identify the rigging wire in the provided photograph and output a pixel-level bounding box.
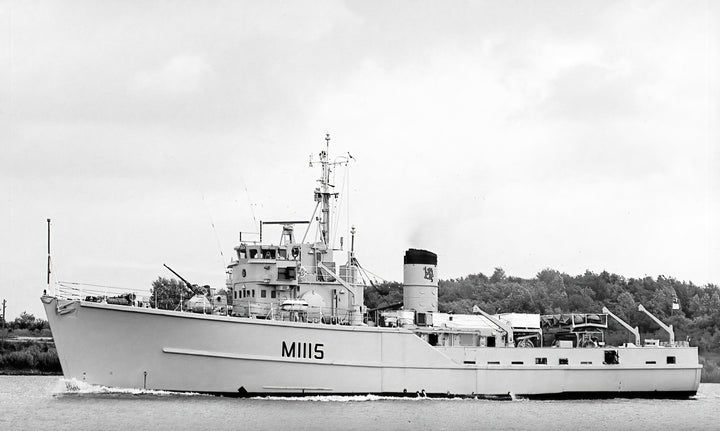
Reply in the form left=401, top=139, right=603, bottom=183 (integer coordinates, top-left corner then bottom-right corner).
left=202, top=195, right=225, bottom=261
left=331, top=161, right=349, bottom=250
left=245, top=187, right=258, bottom=226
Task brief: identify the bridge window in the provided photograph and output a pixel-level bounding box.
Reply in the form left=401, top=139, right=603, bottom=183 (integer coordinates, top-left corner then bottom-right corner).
left=535, top=357, right=547, bottom=365
left=559, top=358, right=569, bottom=365
left=667, top=356, right=676, bottom=364
left=278, top=267, right=297, bottom=281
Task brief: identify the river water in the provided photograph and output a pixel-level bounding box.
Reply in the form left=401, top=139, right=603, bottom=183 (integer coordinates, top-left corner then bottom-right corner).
left=0, top=376, right=717, bottom=431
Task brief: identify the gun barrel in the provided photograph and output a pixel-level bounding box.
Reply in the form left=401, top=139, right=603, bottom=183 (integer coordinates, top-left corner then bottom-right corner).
left=163, top=263, right=196, bottom=294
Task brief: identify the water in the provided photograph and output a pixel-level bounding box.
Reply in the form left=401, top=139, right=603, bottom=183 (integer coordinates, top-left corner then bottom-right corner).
left=1, top=376, right=717, bottom=431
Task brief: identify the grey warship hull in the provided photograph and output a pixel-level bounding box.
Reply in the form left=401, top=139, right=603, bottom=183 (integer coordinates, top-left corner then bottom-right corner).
left=43, top=297, right=701, bottom=397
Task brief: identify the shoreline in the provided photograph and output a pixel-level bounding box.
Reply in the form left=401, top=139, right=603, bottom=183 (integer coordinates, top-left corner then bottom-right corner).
left=0, top=370, right=63, bottom=376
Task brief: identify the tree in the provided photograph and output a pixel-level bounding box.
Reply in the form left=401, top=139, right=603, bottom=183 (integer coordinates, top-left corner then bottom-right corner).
left=150, top=277, right=186, bottom=310
left=10, top=312, right=47, bottom=332
left=490, top=267, right=506, bottom=283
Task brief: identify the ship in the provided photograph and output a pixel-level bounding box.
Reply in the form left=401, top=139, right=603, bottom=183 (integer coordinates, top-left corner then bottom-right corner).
left=42, top=134, right=702, bottom=398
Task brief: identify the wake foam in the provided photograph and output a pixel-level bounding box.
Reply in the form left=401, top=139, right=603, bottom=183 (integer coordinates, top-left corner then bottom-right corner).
left=52, top=378, right=204, bottom=397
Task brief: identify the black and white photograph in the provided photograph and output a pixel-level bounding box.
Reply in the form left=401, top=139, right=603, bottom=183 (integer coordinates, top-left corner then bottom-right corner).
left=1, top=1, right=718, bottom=430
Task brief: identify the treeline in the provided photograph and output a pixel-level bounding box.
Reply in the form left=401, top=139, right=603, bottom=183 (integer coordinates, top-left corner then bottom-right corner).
left=365, top=268, right=720, bottom=351
left=1, top=311, right=49, bottom=333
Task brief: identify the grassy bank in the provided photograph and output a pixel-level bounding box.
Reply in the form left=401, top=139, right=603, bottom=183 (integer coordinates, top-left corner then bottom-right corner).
left=700, top=353, right=720, bottom=383
left=0, top=338, right=62, bottom=375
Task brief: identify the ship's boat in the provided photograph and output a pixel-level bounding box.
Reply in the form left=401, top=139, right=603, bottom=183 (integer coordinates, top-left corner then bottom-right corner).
left=42, top=135, right=702, bottom=398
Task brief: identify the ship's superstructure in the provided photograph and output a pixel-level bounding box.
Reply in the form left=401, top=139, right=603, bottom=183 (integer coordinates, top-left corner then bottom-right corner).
left=42, top=135, right=702, bottom=398
left=225, top=135, right=363, bottom=326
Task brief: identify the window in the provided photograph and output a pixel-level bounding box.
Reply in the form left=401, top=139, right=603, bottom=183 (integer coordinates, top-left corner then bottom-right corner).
left=261, top=290, right=267, bottom=298
left=271, top=291, right=276, bottom=299
left=535, top=357, right=547, bottom=365
left=487, top=361, right=500, bottom=365
left=463, top=361, right=476, bottom=365
left=580, top=361, right=592, bottom=365
left=486, top=336, right=496, bottom=347
left=667, top=356, right=676, bottom=364
left=604, top=350, right=619, bottom=365
left=252, top=290, right=255, bottom=298
left=278, top=267, right=297, bottom=280
left=559, top=358, right=569, bottom=365
left=646, top=361, right=656, bottom=364
left=416, top=313, right=427, bottom=326
left=511, top=361, right=524, bottom=365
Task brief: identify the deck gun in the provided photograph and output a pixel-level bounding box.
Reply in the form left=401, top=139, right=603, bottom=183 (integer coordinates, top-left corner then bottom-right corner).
left=163, top=263, right=209, bottom=297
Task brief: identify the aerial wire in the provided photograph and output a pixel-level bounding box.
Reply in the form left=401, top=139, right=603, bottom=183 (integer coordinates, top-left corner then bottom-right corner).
left=202, top=195, right=225, bottom=261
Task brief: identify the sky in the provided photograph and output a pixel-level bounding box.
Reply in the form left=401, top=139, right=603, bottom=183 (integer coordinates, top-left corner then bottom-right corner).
left=1, top=0, right=718, bottom=319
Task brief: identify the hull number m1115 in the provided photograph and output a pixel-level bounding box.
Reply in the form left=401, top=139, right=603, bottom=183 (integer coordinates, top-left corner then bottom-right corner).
left=282, top=341, right=324, bottom=360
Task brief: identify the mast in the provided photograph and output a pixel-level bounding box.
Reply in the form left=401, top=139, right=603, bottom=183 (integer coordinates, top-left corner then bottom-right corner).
left=321, top=134, right=331, bottom=246
left=313, top=134, right=337, bottom=249
left=46, top=218, right=51, bottom=286
left=309, top=134, right=353, bottom=261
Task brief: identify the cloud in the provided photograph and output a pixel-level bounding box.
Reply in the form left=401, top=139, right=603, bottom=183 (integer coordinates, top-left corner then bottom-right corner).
left=1, top=0, right=718, bottom=321
left=131, top=54, right=213, bottom=96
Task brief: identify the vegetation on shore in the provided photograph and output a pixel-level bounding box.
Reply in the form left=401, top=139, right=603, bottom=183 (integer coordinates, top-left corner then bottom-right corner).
left=0, top=339, right=61, bottom=375
left=1, top=313, right=61, bottom=374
